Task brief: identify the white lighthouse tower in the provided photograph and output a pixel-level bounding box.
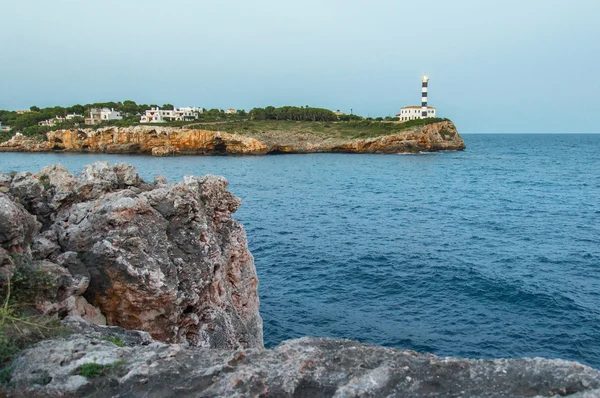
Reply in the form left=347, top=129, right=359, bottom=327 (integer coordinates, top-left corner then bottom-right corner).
left=421, top=74, right=429, bottom=118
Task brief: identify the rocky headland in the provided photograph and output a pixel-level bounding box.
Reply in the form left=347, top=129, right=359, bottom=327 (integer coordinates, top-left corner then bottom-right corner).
left=2, top=163, right=599, bottom=397
left=0, top=120, right=465, bottom=156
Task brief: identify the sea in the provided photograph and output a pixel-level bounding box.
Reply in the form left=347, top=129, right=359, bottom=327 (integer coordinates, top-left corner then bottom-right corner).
left=1, top=133, right=599, bottom=368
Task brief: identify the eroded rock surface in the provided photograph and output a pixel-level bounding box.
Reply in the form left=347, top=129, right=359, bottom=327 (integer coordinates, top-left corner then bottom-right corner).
left=0, top=121, right=465, bottom=155
left=6, top=318, right=600, bottom=397
left=0, top=162, right=262, bottom=349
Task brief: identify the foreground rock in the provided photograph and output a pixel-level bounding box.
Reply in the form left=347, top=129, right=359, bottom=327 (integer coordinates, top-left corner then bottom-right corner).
left=0, top=120, right=465, bottom=155
left=0, top=162, right=262, bottom=349
left=5, top=318, right=600, bottom=397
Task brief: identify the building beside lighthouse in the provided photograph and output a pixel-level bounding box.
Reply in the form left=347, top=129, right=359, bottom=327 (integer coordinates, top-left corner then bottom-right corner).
left=396, top=74, right=436, bottom=121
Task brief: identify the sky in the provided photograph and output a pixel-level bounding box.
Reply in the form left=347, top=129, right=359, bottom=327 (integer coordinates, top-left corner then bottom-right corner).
left=1, top=0, right=599, bottom=133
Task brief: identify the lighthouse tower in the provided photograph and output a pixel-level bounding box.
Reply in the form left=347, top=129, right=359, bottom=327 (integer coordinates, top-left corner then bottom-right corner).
left=396, top=75, right=437, bottom=121
left=421, top=74, right=429, bottom=118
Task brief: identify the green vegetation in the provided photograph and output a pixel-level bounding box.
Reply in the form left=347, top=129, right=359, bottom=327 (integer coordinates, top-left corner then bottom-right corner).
left=102, top=335, right=125, bottom=347
left=0, top=101, right=451, bottom=144
left=190, top=118, right=450, bottom=140
left=38, top=174, right=50, bottom=191
left=78, top=360, right=126, bottom=379
left=439, top=126, right=457, bottom=139
left=248, top=106, right=338, bottom=122
left=0, top=256, right=64, bottom=386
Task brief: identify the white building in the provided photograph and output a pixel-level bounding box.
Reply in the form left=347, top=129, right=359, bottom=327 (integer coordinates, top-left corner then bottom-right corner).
left=396, top=106, right=436, bottom=121
left=140, top=107, right=203, bottom=123
left=224, top=108, right=236, bottom=114
left=0, top=122, right=10, bottom=132
left=396, top=74, right=437, bottom=121
left=65, top=113, right=84, bottom=120
left=100, top=108, right=122, bottom=121
left=38, top=116, right=66, bottom=126
left=85, top=108, right=122, bottom=125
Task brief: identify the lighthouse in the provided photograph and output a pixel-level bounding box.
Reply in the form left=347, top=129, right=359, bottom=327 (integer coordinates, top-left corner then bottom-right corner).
left=396, top=75, right=437, bottom=121
left=421, top=74, right=429, bottom=118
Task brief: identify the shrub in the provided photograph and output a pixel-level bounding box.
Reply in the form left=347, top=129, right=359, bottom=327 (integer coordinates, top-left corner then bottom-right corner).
left=79, top=362, right=106, bottom=378
left=79, top=360, right=126, bottom=379
left=102, top=336, right=125, bottom=347
left=6, top=254, right=54, bottom=305
left=0, top=365, right=12, bottom=386
left=0, top=256, right=64, bottom=383
left=38, top=174, right=51, bottom=191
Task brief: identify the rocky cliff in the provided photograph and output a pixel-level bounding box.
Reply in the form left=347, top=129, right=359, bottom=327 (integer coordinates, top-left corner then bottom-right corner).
left=0, top=162, right=262, bottom=349
left=0, top=121, right=465, bottom=155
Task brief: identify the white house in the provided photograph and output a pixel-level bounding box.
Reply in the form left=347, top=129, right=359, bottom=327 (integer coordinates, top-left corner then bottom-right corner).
left=100, top=108, right=122, bottom=121
left=85, top=108, right=122, bottom=125
left=396, top=106, right=436, bottom=121
left=0, top=122, right=10, bottom=132
left=38, top=116, right=66, bottom=126
left=140, top=107, right=203, bottom=123
left=65, top=113, right=84, bottom=120
left=224, top=108, right=236, bottom=114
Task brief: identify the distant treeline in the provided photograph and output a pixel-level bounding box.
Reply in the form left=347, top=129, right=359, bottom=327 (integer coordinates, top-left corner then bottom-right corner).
left=0, top=101, right=446, bottom=144
left=0, top=101, right=179, bottom=131
left=249, top=106, right=359, bottom=122
left=0, top=101, right=253, bottom=141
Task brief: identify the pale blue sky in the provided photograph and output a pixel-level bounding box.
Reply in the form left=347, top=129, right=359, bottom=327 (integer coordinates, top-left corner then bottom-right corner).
left=1, top=0, right=599, bottom=133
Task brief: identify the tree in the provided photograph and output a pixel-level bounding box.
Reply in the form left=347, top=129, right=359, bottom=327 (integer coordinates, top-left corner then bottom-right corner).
left=69, top=105, right=85, bottom=115
left=30, top=106, right=40, bottom=112
left=122, top=100, right=138, bottom=114
left=13, top=113, right=42, bottom=130
left=248, top=106, right=338, bottom=122
left=160, top=104, right=174, bottom=110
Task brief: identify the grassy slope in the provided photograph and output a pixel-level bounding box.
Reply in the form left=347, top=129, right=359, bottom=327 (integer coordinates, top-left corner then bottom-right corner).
left=0, top=118, right=451, bottom=144
left=185, top=118, right=450, bottom=140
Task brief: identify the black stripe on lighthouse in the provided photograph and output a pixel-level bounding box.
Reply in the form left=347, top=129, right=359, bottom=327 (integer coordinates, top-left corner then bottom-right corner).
left=421, top=76, right=428, bottom=118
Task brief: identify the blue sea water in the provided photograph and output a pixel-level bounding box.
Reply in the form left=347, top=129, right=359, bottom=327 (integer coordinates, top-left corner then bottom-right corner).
left=1, top=134, right=600, bottom=368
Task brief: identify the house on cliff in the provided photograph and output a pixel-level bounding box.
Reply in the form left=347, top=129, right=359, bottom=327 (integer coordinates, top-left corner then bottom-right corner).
left=38, top=116, right=66, bottom=126
left=140, top=107, right=203, bottom=123
left=397, top=106, right=436, bottom=121
left=85, top=108, right=122, bottom=125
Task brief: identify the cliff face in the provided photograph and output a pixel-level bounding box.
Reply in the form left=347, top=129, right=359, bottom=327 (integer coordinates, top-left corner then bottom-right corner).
left=0, top=162, right=263, bottom=349
left=0, top=121, right=465, bottom=155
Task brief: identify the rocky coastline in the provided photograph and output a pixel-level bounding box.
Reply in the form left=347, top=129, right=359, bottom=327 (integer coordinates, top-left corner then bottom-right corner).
left=0, top=121, right=465, bottom=156
left=2, top=163, right=599, bottom=397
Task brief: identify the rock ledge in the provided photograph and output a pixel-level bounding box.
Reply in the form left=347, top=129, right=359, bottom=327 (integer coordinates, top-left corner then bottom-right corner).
left=6, top=317, right=600, bottom=397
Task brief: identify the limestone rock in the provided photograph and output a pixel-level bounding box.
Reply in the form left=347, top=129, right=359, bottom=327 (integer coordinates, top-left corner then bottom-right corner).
left=151, top=145, right=178, bottom=156
left=0, top=193, right=38, bottom=256
left=0, top=162, right=263, bottom=350
left=31, top=230, right=61, bottom=261
left=0, top=121, right=465, bottom=155
left=6, top=321, right=600, bottom=397
left=0, top=132, right=52, bottom=152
